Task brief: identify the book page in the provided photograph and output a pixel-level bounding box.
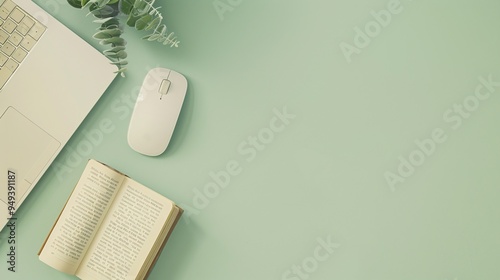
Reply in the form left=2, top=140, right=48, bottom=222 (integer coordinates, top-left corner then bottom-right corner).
left=76, top=177, right=173, bottom=280
left=39, top=160, right=125, bottom=275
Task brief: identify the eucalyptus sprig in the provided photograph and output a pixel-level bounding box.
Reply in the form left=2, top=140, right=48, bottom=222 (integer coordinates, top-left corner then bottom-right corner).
left=67, top=0, right=179, bottom=76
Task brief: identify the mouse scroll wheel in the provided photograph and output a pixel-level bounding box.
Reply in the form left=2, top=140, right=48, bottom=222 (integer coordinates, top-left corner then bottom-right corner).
left=159, top=79, right=171, bottom=95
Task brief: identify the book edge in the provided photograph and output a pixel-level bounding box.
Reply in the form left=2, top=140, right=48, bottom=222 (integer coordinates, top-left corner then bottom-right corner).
left=143, top=205, right=184, bottom=280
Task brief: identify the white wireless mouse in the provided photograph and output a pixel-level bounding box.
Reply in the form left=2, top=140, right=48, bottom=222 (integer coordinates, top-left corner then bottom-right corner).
left=128, top=68, right=188, bottom=156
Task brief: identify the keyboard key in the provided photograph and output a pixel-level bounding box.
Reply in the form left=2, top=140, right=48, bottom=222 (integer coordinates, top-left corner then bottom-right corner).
left=0, top=2, right=44, bottom=88
left=20, top=16, right=34, bottom=29
left=0, top=7, right=9, bottom=20
left=0, top=52, right=7, bottom=65
left=0, top=29, right=8, bottom=43
left=2, top=18, right=16, bottom=33
left=2, top=0, right=15, bottom=13
left=8, top=31, right=21, bottom=45
left=12, top=47, right=26, bottom=62
left=1, top=41, right=14, bottom=55
left=15, top=22, right=28, bottom=35
left=4, top=58, right=17, bottom=72
left=0, top=66, right=12, bottom=88
left=28, top=23, right=45, bottom=40
left=10, top=8, right=24, bottom=23
left=20, top=35, right=35, bottom=51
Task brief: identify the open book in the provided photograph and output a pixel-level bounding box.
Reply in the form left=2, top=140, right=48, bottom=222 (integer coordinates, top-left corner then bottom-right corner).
left=39, top=159, right=183, bottom=280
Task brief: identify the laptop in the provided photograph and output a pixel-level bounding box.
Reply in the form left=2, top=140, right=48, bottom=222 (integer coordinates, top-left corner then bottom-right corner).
left=0, top=0, right=117, bottom=229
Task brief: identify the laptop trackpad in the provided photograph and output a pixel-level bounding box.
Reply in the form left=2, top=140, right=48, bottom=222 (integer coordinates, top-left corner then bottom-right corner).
left=0, top=107, right=60, bottom=204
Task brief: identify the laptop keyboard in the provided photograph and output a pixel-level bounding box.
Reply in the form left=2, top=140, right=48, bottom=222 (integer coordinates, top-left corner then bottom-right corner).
left=0, top=0, right=45, bottom=89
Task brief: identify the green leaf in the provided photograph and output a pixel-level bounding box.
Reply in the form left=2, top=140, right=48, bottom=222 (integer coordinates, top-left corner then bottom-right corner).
left=133, top=0, right=147, bottom=10
left=90, top=5, right=115, bottom=18
left=95, top=0, right=110, bottom=8
left=103, top=46, right=126, bottom=54
left=106, top=50, right=127, bottom=59
left=67, top=0, right=82, bottom=8
left=93, top=28, right=122, bottom=39
left=126, top=13, right=141, bottom=27
left=119, top=0, right=134, bottom=14
left=114, top=67, right=128, bottom=77
left=144, top=16, right=160, bottom=31
left=135, top=14, right=152, bottom=30
left=110, top=60, right=128, bottom=66
left=146, top=33, right=160, bottom=41
left=100, top=37, right=125, bottom=45
left=99, top=18, right=120, bottom=29
left=93, top=16, right=113, bottom=24
left=93, top=32, right=111, bottom=40
left=131, top=0, right=153, bottom=17
left=82, top=0, right=98, bottom=10
left=79, top=0, right=180, bottom=77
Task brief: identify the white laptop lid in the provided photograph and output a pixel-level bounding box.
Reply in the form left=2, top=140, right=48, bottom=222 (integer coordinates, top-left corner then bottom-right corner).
left=0, top=0, right=117, bottom=229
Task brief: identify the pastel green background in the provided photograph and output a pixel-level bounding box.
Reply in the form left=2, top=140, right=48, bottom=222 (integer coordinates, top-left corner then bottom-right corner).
left=1, top=0, right=500, bottom=279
